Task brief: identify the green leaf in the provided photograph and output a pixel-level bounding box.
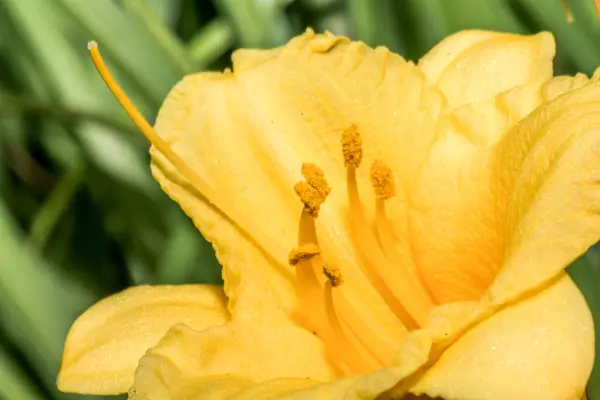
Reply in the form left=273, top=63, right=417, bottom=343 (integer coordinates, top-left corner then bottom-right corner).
left=0, top=345, right=46, bottom=400
left=54, top=0, right=185, bottom=104
left=156, top=212, right=221, bottom=285
left=29, top=165, right=85, bottom=250
left=1, top=0, right=156, bottom=194
left=347, top=0, right=406, bottom=53
left=0, top=200, right=95, bottom=398
left=123, top=0, right=193, bottom=73
left=213, top=0, right=293, bottom=47
left=187, top=18, right=235, bottom=69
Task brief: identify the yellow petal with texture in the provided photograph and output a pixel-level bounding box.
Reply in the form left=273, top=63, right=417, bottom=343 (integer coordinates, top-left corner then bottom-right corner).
left=58, top=285, right=228, bottom=394
left=488, top=77, right=600, bottom=305
left=408, top=275, right=594, bottom=399
left=370, top=74, right=600, bottom=399
left=419, top=30, right=554, bottom=107
left=409, top=30, right=558, bottom=303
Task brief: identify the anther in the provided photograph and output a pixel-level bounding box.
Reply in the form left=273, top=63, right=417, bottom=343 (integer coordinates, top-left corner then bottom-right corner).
left=370, top=160, right=396, bottom=200
left=323, top=265, right=343, bottom=287
left=294, top=181, right=324, bottom=217
left=341, top=125, right=363, bottom=168
left=301, top=163, right=331, bottom=198
left=288, top=244, right=320, bottom=266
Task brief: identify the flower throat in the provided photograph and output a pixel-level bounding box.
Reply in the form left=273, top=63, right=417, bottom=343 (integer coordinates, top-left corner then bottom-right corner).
left=288, top=125, right=435, bottom=375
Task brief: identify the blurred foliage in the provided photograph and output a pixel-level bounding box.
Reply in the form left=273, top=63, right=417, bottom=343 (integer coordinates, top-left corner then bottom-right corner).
left=0, top=0, right=600, bottom=399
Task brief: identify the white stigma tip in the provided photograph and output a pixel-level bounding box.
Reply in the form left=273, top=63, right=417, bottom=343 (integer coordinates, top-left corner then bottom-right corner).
left=87, top=41, right=98, bottom=50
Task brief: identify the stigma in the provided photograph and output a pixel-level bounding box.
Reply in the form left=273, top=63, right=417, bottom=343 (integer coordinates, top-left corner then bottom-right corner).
left=289, top=125, right=435, bottom=375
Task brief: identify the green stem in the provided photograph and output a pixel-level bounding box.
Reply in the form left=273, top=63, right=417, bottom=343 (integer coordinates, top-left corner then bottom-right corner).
left=29, top=164, right=85, bottom=249
left=123, top=0, right=192, bottom=73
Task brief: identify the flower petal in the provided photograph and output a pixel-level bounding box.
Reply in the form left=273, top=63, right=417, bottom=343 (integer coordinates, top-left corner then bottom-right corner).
left=129, top=375, right=320, bottom=400
left=409, top=275, right=593, bottom=400
left=139, top=162, right=335, bottom=391
left=57, top=285, right=228, bottom=394
left=410, top=31, right=558, bottom=303
left=374, top=76, right=600, bottom=397
left=150, top=29, right=446, bottom=346
left=489, top=77, right=600, bottom=305
left=129, top=275, right=592, bottom=400
left=409, top=69, right=596, bottom=304
left=130, top=321, right=331, bottom=399
left=418, top=30, right=555, bottom=108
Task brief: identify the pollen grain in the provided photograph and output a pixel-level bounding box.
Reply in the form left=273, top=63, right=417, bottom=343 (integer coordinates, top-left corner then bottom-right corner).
left=294, top=181, right=325, bottom=217
left=323, top=265, right=343, bottom=287
left=289, top=243, right=321, bottom=266
left=370, top=160, right=396, bottom=200
left=341, top=125, right=363, bottom=168
left=302, top=163, right=331, bottom=198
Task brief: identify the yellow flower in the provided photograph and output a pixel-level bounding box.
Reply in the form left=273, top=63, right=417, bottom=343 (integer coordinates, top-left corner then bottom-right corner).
left=58, top=29, right=599, bottom=399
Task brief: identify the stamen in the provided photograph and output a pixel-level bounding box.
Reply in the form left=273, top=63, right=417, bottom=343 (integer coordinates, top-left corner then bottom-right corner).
left=301, top=163, right=331, bottom=198
left=343, top=128, right=430, bottom=329
left=288, top=244, right=320, bottom=266
left=292, top=177, right=385, bottom=374
left=323, top=265, right=343, bottom=287
left=370, top=160, right=396, bottom=200
left=370, top=163, right=436, bottom=318
left=341, top=125, right=363, bottom=168
left=370, top=161, right=434, bottom=307
left=294, top=181, right=325, bottom=217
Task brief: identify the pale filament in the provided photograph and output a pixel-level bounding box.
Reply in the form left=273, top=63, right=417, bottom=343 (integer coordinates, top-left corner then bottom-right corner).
left=342, top=126, right=433, bottom=328
left=345, top=166, right=420, bottom=329
left=292, top=169, right=386, bottom=374
left=371, top=160, right=436, bottom=315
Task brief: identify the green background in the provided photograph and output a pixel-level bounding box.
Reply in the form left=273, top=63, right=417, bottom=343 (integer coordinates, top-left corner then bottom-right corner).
left=0, top=0, right=599, bottom=399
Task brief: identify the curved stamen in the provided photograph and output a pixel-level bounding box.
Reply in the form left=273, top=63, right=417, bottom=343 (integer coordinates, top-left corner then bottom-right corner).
left=342, top=127, right=429, bottom=328
left=292, top=165, right=390, bottom=374
left=371, top=160, right=435, bottom=309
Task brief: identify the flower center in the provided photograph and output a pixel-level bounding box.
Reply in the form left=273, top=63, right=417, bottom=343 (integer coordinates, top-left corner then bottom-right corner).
left=289, top=126, right=435, bottom=375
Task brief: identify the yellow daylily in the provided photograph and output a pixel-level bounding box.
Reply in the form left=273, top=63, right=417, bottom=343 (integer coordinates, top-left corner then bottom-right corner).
left=58, top=29, right=599, bottom=400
